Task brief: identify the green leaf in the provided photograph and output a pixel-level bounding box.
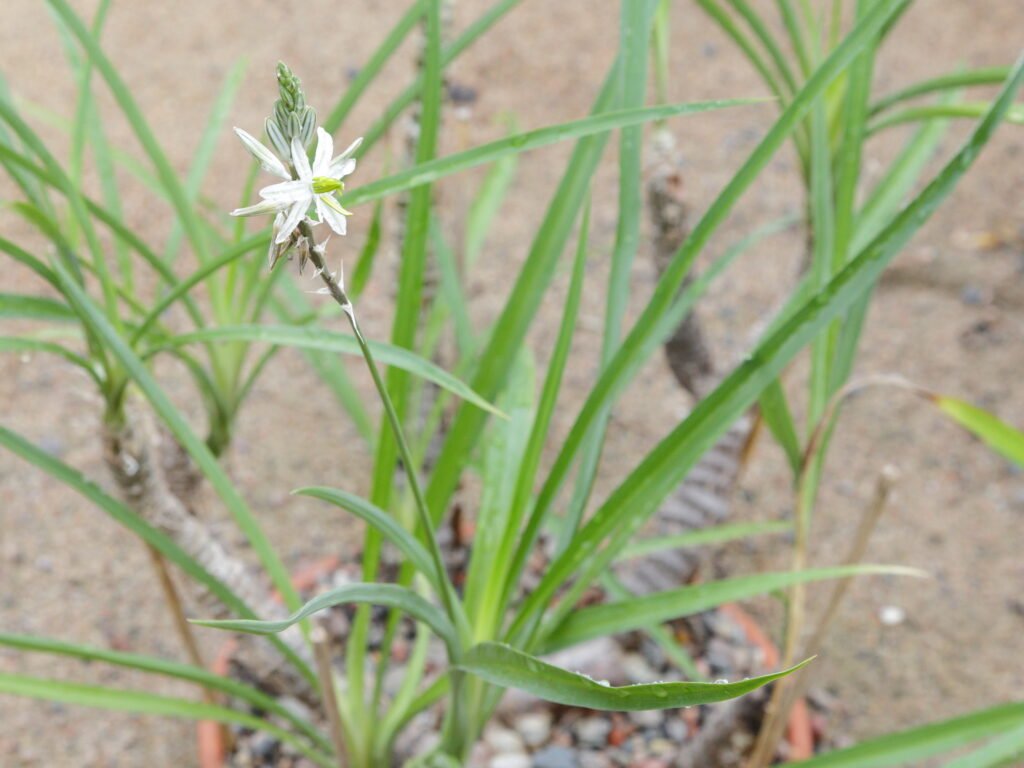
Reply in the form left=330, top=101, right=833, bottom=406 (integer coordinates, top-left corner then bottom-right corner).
left=322, top=0, right=424, bottom=133
left=356, top=0, right=521, bottom=153
left=424, top=53, right=622, bottom=527
left=131, top=235, right=263, bottom=343
left=556, top=0, right=654, bottom=556
left=0, top=672, right=333, bottom=768
left=46, top=0, right=212, bottom=266
left=0, top=144, right=209, bottom=330
left=759, top=378, right=803, bottom=475
left=192, top=583, right=458, bottom=658
left=0, top=336, right=96, bottom=378
left=784, top=702, right=1024, bottom=767
left=0, top=234, right=59, bottom=288
left=343, top=98, right=763, bottom=209
left=293, top=486, right=439, bottom=592
left=163, top=57, right=247, bottom=264
left=459, top=642, right=812, bottom=710
left=463, top=347, right=536, bottom=634
left=158, top=324, right=502, bottom=417
left=496, top=201, right=592, bottom=623
left=543, top=564, right=921, bottom=652
left=618, top=519, right=791, bottom=561
left=930, top=395, right=1024, bottom=467
left=0, top=632, right=331, bottom=754
left=942, top=724, right=1024, bottom=768
left=515, top=51, right=1024, bottom=646
left=869, top=66, right=1012, bottom=115
left=429, top=215, right=475, bottom=357
left=463, top=126, right=518, bottom=265
left=868, top=102, right=1024, bottom=135
left=0, top=293, right=75, bottom=322
left=509, top=0, right=916, bottom=644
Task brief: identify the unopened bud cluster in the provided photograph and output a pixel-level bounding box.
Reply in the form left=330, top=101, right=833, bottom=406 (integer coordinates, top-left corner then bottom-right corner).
left=266, top=62, right=317, bottom=159
left=230, top=63, right=361, bottom=274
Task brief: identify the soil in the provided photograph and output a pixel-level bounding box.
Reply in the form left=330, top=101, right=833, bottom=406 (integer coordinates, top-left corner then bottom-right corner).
left=1, top=1, right=1023, bottom=766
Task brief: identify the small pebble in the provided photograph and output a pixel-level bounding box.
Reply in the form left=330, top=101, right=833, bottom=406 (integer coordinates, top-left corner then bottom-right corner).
left=628, top=709, right=664, bottom=729
left=648, top=738, right=675, bottom=756
left=485, top=725, right=526, bottom=754
left=878, top=605, right=906, bottom=626
left=574, top=716, right=612, bottom=747
left=960, top=284, right=987, bottom=306
left=578, top=752, right=613, bottom=768
left=516, top=711, right=552, bottom=747
left=250, top=731, right=279, bottom=760
left=531, top=744, right=579, bottom=768
left=490, top=754, right=531, bottom=768
left=665, top=716, right=688, bottom=742
left=622, top=653, right=659, bottom=684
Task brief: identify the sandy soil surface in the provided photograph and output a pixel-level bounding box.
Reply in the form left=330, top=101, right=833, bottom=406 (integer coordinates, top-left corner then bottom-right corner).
left=1, top=1, right=1022, bottom=765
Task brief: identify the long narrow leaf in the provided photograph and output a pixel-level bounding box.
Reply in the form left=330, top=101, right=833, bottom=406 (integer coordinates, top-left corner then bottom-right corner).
left=869, top=66, right=1012, bottom=115
left=0, top=633, right=331, bottom=754
left=157, top=324, right=502, bottom=417
left=930, top=395, right=1024, bottom=467
left=192, top=583, right=458, bottom=658
left=543, top=564, right=922, bottom=652
left=785, top=702, right=1024, bottom=767
left=344, top=99, right=761, bottom=208
left=618, top=519, right=791, bottom=561
left=459, top=642, right=811, bottom=711
left=0, top=336, right=97, bottom=378
left=516, top=52, right=1024, bottom=645
left=293, top=486, right=439, bottom=592
left=0, top=672, right=332, bottom=768
left=509, top=0, right=915, bottom=643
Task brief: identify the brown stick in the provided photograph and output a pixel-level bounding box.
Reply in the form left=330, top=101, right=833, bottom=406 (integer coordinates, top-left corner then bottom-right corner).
left=312, top=624, right=347, bottom=768
left=143, top=544, right=212, bottom=696
left=747, top=465, right=900, bottom=767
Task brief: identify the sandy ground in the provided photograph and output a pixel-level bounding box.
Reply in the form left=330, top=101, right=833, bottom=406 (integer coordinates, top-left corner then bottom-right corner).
left=1, top=1, right=1022, bottom=765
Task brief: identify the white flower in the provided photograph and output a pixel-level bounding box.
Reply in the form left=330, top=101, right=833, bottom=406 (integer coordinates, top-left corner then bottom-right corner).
left=232, top=127, right=290, bottom=180
left=231, top=127, right=361, bottom=245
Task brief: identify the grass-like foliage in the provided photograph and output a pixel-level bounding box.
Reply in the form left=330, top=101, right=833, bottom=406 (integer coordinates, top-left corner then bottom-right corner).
left=0, top=1, right=1022, bottom=766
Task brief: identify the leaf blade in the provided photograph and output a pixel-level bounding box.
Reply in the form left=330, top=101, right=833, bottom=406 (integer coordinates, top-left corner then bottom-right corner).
left=459, top=642, right=812, bottom=711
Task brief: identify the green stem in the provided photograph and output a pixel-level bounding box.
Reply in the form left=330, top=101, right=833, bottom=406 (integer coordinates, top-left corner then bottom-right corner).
left=299, top=222, right=463, bottom=636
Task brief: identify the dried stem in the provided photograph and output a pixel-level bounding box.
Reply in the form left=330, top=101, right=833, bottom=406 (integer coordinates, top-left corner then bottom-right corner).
left=312, top=624, right=348, bottom=767
left=143, top=543, right=211, bottom=696
left=748, top=465, right=900, bottom=767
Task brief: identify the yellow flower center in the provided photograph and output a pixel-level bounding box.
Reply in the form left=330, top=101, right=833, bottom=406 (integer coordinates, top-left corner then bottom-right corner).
left=312, top=176, right=344, bottom=194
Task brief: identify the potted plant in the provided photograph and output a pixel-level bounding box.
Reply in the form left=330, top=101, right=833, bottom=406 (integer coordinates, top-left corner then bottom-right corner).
left=1, top=1, right=1022, bottom=766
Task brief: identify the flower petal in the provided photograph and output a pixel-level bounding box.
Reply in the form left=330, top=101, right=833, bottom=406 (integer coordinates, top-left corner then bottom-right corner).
left=233, top=127, right=290, bottom=179
left=318, top=195, right=349, bottom=236
left=230, top=199, right=283, bottom=217
left=259, top=179, right=312, bottom=203
left=291, top=137, right=312, bottom=181
left=329, top=157, right=356, bottom=180
left=332, top=136, right=363, bottom=163
left=276, top=200, right=308, bottom=244
left=313, top=127, right=334, bottom=177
